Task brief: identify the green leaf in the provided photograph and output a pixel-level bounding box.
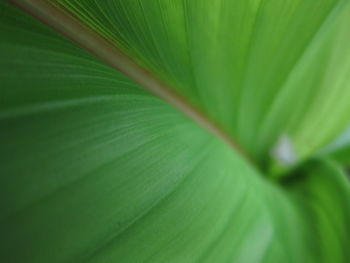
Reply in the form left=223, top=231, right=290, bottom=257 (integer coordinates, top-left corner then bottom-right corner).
left=1, top=1, right=350, bottom=263
left=321, top=125, right=350, bottom=166
left=52, top=0, right=350, bottom=170
left=332, top=148, right=350, bottom=166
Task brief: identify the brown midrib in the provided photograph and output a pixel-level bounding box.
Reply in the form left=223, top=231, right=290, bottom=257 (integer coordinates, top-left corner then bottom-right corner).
left=8, top=0, right=253, bottom=166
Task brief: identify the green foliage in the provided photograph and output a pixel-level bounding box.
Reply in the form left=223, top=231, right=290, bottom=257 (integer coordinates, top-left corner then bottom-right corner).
left=55, top=0, right=350, bottom=169
left=1, top=1, right=350, bottom=262
left=321, top=125, right=350, bottom=166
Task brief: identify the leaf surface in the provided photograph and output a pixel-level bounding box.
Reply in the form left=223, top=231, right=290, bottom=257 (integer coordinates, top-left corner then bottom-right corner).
left=1, top=2, right=350, bottom=263
left=321, top=125, right=350, bottom=166
left=51, top=0, right=350, bottom=170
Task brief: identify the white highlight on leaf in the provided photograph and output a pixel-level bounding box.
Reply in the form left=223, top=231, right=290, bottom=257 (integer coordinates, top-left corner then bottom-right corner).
left=271, top=135, right=297, bottom=166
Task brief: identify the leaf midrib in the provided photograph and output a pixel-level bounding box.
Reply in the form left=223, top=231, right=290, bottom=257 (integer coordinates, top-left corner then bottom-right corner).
left=8, top=0, right=254, bottom=167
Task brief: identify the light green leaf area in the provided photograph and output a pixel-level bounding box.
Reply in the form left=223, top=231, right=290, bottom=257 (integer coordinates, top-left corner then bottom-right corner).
left=1, top=3, right=350, bottom=263
left=54, top=0, right=350, bottom=168
left=324, top=125, right=350, bottom=166
left=317, top=124, right=350, bottom=166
